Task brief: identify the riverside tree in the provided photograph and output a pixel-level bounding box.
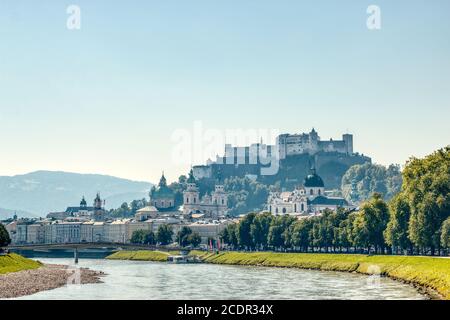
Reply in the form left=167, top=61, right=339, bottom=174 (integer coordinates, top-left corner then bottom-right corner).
left=156, top=224, right=174, bottom=245
left=237, top=212, right=256, bottom=249
left=186, top=232, right=202, bottom=248
left=441, top=217, right=450, bottom=250
left=384, top=194, right=412, bottom=253
left=176, top=226, right=193, bottom=247
left=0, top=223, right=11, bottom=247
left=130, top=230, right=156, bottom=245
left=405, top=147, right=450, bottom=255
left=220, top=223, right=238, bottom=249
left=352, top=193, right=389, bottom=253
left=250, top=212, right=273, bottom=250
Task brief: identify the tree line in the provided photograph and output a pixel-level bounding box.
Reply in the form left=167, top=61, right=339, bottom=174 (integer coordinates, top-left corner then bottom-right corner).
left=130, top=225, right=201, bottom=248
left=220, top=147, right=450, bottom=256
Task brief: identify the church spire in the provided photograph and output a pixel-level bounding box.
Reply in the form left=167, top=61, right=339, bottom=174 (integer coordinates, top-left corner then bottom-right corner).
left=159, top=171, right=167, bottom=187
left=187, top=168, right=196, bottom=184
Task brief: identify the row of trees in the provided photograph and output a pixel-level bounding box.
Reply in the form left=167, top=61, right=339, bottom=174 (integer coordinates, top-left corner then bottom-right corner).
left=130, top=225, right=202, bottom=248
left=130, top=224, right=174, bottom=245
left=220, top=148, right=450, bottom=255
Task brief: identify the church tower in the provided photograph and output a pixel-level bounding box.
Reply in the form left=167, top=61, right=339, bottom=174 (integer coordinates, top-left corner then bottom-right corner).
left=80, top=196, right=87, bottom=209
left=94, top=193, right=102, bottom=209
left=183, top=169, right=200, bottom=214
left=211, top=169, right=228, bottom=217
left=92, top=193, right=105, bottom=221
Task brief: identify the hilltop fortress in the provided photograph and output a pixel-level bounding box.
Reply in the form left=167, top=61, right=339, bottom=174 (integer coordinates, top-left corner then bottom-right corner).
left=193, top=129, right=370, bottom=189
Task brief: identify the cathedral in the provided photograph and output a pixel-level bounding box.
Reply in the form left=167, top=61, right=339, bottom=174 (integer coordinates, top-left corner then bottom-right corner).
left=135, top=173, right=180, bottom=221
left=182, top=169, right=228, bottom=219
left=47, top=193, right=106, bottom=221
left=267, top=168, right=353, bottom=216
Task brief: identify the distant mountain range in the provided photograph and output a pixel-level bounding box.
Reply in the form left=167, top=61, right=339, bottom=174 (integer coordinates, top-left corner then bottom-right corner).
left=0, top=171, right=153, bottom=218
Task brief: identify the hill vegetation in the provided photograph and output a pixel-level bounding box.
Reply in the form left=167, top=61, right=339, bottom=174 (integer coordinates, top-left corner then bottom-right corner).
left=341, top=163, right=402, bottom=202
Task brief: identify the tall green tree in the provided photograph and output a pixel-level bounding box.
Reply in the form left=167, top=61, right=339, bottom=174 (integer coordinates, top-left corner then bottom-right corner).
left=384, top=194, right=412, bottom=253
left=353, top=193, right=389, bottom=252
left=143, top=230, right=156, bottom=245
left=156, top=224, right=174, bottom=245
left=237, top=212, right=256, bottom=249
left=405, top=147, right=450, bottom=255
left=187, top=232, right=202, bottom=248
left=220, top=223, right=239, bottom=248
left=130, top=230, right=145, bottom=244
left=176, top=226, right=193, bottom=247
left=250, top=212, right=273, bottom=249
left=441, top=217, right=450, bottom=249
left=291, top=219, right=313, bottom=251
left=268, top=215, right=296, bottom=249
left=0, top=223, right=11, bottom=247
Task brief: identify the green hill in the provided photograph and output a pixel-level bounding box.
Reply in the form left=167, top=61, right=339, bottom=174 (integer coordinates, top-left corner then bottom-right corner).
left=0, top=253, right=42, bottom=274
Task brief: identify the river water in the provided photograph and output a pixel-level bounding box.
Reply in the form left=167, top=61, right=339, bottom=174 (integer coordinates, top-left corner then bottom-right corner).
left=20, top=258, right=425, bottom=300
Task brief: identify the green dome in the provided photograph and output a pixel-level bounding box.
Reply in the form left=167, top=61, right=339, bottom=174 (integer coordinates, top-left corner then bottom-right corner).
left=151, top=172, right=174, bottom=199
left=304, top=169, right=324, bottom=188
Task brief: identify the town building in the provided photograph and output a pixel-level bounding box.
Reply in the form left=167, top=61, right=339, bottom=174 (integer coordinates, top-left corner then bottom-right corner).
left=187, top=221, right=231, bottom=244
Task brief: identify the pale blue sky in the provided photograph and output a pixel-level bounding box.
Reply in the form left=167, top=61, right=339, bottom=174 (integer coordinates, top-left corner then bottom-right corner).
left=0, top=0, right=449, bottom=183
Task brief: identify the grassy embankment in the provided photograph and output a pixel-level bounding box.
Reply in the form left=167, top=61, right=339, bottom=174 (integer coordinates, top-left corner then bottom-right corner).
left=190, top=251, right=450, bottom=299
left=105, top=250, right=450, bottom=299
left=0, top=253, right=42, bottom=275
left=106, top=250, right=171, bottom=262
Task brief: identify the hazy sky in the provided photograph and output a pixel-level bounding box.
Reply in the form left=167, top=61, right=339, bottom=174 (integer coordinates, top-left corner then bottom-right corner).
left=0, top=0, right=449, bottom=183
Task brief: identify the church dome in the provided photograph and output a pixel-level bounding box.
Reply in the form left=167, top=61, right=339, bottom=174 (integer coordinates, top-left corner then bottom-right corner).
left=80, top=196, right=87, bottom=207
left=151, top=173, right=174, bottom=199
left=303, top=169, right=324, bottom=188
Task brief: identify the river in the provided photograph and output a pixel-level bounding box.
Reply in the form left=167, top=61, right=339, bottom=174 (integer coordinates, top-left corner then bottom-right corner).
left=20, top=258, right=425, bottom=300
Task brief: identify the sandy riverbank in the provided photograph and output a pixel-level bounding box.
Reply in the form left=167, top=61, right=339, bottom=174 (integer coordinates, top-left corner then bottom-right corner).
left=0, top=263, right=105, bottom=299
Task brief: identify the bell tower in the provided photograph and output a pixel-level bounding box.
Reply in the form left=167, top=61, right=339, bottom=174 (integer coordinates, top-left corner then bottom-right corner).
left=183, top=169, right=200, bottom=214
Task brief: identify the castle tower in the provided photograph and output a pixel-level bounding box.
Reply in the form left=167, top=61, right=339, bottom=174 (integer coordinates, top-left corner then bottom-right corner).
left=342, top=134, right=353, bottom=155
left=183, top=169, right=200, bottom=214
left=309, top=128, right=319, bottom=153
